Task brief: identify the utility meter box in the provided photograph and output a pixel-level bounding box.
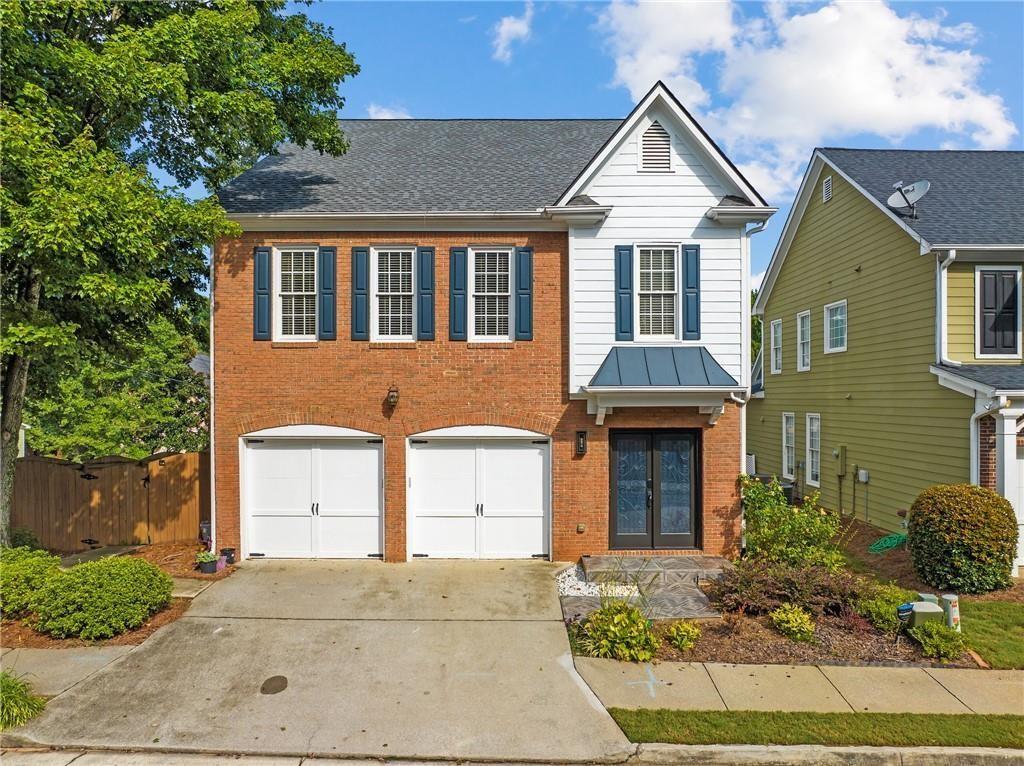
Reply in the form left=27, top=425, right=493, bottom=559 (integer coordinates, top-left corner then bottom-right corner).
left=834, top=446, right=847, bottom=476
left=857, top=468, right=870, bottom=484
left=909, top=601, right=944, bottom=628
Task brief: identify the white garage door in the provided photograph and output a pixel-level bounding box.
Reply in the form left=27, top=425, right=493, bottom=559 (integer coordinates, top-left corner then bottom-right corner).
left=409, top=439, right=549, bottom=559
left=245, top=438, right=382, bottom=558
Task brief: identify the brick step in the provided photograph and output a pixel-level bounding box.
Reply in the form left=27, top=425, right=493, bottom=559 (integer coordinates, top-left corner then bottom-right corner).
left=580, top=555, right=731, bottom=588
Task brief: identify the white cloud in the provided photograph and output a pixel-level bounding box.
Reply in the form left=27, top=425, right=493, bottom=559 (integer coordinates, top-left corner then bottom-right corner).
left=367, top=103, right=412, bottom=120
left=492, top=1, right=534, bottom=63
left=751, top=270, right=767, bottom=291
left=597, top=1, right=1018, bottom=202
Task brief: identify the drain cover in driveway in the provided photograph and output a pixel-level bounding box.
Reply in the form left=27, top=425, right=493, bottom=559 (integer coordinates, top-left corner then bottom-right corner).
left=260, top=675, right=288, bottom=694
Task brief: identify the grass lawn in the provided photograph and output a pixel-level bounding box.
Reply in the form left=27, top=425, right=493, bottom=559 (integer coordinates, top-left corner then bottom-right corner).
left=609, top=709, right=1024, bottom=748
left=960, top=600, right=1024, bottom=669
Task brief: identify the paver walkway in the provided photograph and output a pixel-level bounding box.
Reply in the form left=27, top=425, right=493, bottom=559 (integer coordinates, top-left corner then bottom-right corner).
left=576, top=658, right=1024, bottom=714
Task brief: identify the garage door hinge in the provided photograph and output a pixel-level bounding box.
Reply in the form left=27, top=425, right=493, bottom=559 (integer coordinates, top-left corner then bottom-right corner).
left=412, top=553, right=429, bottom=557
left=410, top=439, right=428, bottom=444
left=366, top=439, right=383, bottom=444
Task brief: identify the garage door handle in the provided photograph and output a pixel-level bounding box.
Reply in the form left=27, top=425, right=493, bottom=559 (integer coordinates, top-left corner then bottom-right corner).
left=315, top=502, right=320, bottom=516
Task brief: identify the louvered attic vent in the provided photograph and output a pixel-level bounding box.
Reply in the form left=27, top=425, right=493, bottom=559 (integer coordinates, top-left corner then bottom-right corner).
left=641, top=120, right=672, bottom=171
left=822, top=175, right=833, bottom=203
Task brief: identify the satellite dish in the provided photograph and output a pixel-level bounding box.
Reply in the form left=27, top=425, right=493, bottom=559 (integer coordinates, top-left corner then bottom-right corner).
left=887, top=180, right=930, bottom=211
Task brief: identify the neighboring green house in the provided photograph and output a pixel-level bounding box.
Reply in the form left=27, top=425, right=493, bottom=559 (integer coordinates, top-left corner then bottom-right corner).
left=748, top=148, right=1023, bottom=573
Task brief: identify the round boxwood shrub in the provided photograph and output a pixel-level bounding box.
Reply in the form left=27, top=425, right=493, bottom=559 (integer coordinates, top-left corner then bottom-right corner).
left=908, top=484, right=1018, bottom=593
left=577, top=601, right=660, bottom=662
left=0, top=547, right=61, bottom=617
left=32, top=557, right=173, bottom=640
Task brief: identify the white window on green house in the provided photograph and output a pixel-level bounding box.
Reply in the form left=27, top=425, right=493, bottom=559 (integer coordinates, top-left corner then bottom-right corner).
left=824, top=299, right=847, bottom=353
left=770, top=318, right=782, bottom=374
left=782, top=412, right=795, bottom=479
left=806, top=413, right=821, bottom=487
left=797, top=310, right=811, bottom=371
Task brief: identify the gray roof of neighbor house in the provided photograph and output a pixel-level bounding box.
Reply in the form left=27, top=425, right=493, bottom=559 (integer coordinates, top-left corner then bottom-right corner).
left=819, top=148, right=1024, bottom=246
left=217, top=119, right=623, bottom=214
left=940, top=364, right=1024, bottom=392
left=589, top=347, right=739, bottom=388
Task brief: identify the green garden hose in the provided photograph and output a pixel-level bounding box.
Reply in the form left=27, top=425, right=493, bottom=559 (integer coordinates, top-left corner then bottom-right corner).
left=868, top=532, right=907, bottom=554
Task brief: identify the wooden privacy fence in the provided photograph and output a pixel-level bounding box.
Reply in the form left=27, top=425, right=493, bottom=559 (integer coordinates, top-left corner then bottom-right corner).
left=12, top=452, right=210, bottom=552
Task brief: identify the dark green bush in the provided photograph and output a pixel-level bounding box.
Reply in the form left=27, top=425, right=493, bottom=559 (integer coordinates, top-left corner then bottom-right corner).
left=708, top=559, right=868, bottom=617
left=857, top=583, right=917, bottom=635
left=909, top=621, right=967, bottom=661
left=577, top=601, right=660, bottom=662
left=0, top=547, right=61, bottom=616
left=0, top=671, right=46, bottom=730
left=908, top=484, right=1017, bottom=593
left=741, top=476, right=843, bottom=570
left=32, top=557, right=172, bottom=639
left=10, top=528, right=43, bottom=550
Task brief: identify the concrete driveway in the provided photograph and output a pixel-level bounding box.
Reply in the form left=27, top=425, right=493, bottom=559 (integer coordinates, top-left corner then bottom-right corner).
left=11, top=560, right=631, bottom=763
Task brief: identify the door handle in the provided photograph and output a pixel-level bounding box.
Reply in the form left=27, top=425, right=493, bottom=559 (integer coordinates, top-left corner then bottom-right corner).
left=311, top=502, right=315, bottom=516
left=315, top=502, right=320, bottom=516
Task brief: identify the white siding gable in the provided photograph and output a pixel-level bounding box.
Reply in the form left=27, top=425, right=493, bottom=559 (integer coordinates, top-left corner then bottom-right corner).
left=569, top=108, right=748, bottom=393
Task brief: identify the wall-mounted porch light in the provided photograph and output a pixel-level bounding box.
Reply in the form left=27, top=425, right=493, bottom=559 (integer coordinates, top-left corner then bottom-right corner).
left=575, top=430, right=588, bottom=456
left=386, top=386, right=400, bottom=407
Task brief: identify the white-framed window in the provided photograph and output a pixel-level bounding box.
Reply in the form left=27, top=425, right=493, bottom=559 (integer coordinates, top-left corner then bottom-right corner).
left=824, top=299, right=847, bottom=353
left=372, top=247, right=415, bottom=341
left=637, top=245, right=679, bottom=339
left=274, top=247, right=317, bottom=341
left=822, top=175, right=833, bottom=203
left=797, top=310, right=811, bottom=371
left=469, top=247, right=513, bottom=341
left=770, top=319, right=782, bottom=374
left=639, top=120, right=672, bottom=172
left=806, top=414, right=821, bottom=487
left=975, top=265, right=1022, bottom=359
left=782, top=412, right=795, bottom=480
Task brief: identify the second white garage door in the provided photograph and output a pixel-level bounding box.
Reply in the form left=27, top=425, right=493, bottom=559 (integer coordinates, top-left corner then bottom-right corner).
left=409, top=439, right=549, bottom=559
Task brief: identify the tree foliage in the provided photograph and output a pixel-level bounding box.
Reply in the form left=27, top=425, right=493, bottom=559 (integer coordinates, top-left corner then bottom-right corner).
left=0, top=0, right=358, bottom=543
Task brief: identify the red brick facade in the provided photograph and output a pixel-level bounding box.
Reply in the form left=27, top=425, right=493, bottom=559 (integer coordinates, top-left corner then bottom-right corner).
left=978, top=414, right=1024, bottom=492
left=213, top=231, right=742, bottom=562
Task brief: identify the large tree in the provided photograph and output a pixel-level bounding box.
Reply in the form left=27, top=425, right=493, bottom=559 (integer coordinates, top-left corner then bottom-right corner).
left=0, top=0, right=358, bottom=543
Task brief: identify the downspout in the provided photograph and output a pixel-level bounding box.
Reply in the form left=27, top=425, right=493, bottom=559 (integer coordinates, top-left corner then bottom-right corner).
left=740, top=219, right=768, bottom=475
left=936, top=249, right=960, bottom=367
left=970, top=395, right=1008, bottom=485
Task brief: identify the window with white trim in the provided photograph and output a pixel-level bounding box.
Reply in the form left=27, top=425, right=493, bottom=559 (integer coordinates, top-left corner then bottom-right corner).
left=638, top=246, right=678, bottom=338
left=797, top=310, right=811, bottom=371
left=770, top=319, right=782, bottom=374
left=824, top=299, right=847, bottom=353
left=782, top=412, right=795, bottom=479
left=470, top=248, right=512, bottom=340
left=640, top=120, right=672, bottom=172
left=373, top=247, right=415, bottom=340
left=976, top=267, right=1021, bottom=357
left=275, top=248, right=317, bottom=340
left=806, top=414, right=821, bottom=487
left=822, top=175, right=833, bottom=203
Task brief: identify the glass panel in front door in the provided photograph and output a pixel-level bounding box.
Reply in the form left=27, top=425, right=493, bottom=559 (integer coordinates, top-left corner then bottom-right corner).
left=654, top=434, right=696, bottom=548
left=614, top=435, right=649, bottom=536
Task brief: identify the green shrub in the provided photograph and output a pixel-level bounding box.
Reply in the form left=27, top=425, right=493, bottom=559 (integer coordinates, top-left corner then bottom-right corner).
left=0, top=547, right=61, bottom=616
left=908, top=484, right=1017, bottom=593
left=708, top=559, right=868, bottom=617
left=857, top=583, right=917, bottom=634
left=32, top=557, right=172, bottom=639
left=769, top=604, right=816, bottom=642
left=577, top=601, right=660, bottom=662
left=741, top=476, right=843, bottom=570
left=909, top=621, right=967, bottom=661
left=666, top=621, right=701, bottom=652
left=0, top=671, right=46, bottom=730
left=10, top=528, right=43, bottom=550
left=195, top=550, right=218, bottom=563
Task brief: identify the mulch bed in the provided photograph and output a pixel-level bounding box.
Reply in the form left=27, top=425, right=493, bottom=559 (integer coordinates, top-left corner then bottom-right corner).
left=127, top=541, right=236, bottom=580
left=652, top=614, right=975, bottom=668
left=0, top=598, right=191, bottom=649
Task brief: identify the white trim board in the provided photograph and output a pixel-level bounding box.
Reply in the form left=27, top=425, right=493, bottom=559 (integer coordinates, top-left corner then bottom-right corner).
left=412, top=425, right=548, bottom=439
left=245, top=425, right=380, bottom=438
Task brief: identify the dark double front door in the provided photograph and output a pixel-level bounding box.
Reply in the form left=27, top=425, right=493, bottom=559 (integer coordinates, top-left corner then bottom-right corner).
left=609, top=430, right=699, bottom=549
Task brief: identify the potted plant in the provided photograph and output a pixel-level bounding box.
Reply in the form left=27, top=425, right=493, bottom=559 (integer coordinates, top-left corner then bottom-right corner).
left=220, top=548, right=236, bottom=565
left=196, top=550, right=218, bottom=574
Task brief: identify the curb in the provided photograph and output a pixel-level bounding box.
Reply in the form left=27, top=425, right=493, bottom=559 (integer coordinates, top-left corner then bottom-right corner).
left=633, top=744, right=1024, bottom=765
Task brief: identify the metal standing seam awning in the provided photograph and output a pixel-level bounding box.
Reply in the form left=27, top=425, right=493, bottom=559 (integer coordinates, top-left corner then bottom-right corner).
left=581, top=346, right=743, bottom=425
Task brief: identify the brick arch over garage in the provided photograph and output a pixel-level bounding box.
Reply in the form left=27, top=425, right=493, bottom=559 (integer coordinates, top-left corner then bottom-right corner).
left=400, top=407, right=558, bottom=437
left=233, top=406, right=383, bottom=437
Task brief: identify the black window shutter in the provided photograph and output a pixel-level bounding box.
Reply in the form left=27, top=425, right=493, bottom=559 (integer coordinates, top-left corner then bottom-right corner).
left=450, top=247, right=468, bottom=341
left=351, top=246, right=369, bottom=341
left=682, top=244, right=701, bottom=340
left=980, top=270, right=1019, bottom=354
left=416, top=246, right=435, bottom=340
left=614, top=245, right=633, bottom=341
left=253, top=246, right=271, bottom=341
left=514, top=246, right=533, bottom=340
left=317, top=247, right=337, bottom=340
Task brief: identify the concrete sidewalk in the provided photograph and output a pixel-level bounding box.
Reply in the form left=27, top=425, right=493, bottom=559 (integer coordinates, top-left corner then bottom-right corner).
left=1, top=648, right=134, bottom=697
left=576, top=658, right=1024, bottom=714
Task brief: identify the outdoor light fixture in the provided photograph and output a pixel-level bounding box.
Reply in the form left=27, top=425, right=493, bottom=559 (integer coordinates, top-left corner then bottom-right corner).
left=575, top=430, right=588, bottom=456
left=386, top=386, right=400, bottom=407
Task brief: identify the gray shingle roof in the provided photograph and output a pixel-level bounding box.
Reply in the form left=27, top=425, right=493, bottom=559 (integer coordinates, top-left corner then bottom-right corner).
left=217, top=119, right=622, bottom=214
left=940, top=364, right=1024, bottom=392
left=589, top=347, right=739, bottom=388
left=819, top=149, right=1024, bottom=246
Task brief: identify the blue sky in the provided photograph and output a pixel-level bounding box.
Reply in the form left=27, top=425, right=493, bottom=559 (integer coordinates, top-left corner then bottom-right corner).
left=187, top=1, right=1024, bottom=279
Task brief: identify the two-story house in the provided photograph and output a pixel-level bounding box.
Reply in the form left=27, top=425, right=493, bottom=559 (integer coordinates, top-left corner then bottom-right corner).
left=211, top=82, right=774, bottom=563
left=748, top=148, right=1024, bottom=572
